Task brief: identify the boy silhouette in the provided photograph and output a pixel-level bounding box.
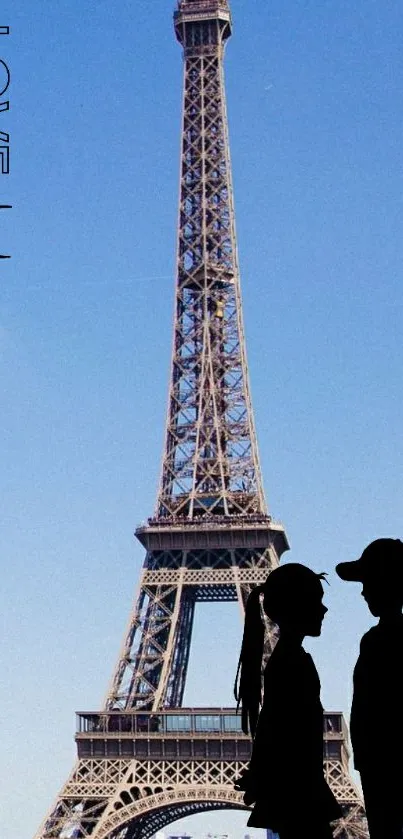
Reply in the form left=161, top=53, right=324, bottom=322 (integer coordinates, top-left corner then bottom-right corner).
left=336, top=538, right=403, bottom=839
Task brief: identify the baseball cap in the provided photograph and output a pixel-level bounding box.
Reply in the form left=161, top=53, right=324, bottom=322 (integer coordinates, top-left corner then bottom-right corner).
left=336, top=538, right=403, bottom=583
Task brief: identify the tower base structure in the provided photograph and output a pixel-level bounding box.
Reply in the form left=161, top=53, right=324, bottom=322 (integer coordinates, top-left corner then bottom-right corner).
left=35, top=710, right=367, bottom=839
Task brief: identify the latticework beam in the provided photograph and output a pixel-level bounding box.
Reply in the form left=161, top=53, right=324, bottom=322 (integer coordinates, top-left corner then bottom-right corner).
left=105, top=545, right=281, bottom=711
left=34, top=753, right=367, bottom=839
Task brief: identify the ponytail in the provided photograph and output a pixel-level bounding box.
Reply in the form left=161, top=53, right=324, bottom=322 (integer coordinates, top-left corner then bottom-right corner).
left=234, top=585, right=264, bottom=737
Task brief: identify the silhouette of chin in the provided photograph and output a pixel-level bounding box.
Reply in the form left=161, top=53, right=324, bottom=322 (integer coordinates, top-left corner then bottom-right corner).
left=305, top=617, right=324, bottom=637
left=365, top=600, right=381, bottom=617
left=363, top=593, right=392, bottom=617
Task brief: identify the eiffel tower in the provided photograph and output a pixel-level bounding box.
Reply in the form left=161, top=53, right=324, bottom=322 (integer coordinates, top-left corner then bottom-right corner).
left=34, top=1, right=368, bottom=837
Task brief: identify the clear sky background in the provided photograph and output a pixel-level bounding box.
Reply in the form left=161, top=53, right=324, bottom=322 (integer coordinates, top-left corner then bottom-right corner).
left=1, top=0, right=402, bottom=837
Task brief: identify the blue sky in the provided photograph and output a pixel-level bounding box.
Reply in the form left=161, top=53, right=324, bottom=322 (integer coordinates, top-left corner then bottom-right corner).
left=1, top=1, right=403, bottom=837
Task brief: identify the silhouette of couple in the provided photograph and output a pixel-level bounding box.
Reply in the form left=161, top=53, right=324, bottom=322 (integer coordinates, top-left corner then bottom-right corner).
left=234, top=538, right=403, bottom=839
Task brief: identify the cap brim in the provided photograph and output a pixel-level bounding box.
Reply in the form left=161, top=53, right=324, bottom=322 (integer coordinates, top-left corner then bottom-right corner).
left=335, top=560, right=364, bottom=582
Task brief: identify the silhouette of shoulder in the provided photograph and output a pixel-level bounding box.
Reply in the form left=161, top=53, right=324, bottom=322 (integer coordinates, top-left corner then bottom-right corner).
left=247, top=637, right=335, bottom=825
left=351, top=615, right=403, bottom=771
left=259, top=640, right=323, bottom=757
left=264, top=639, right=320, bottom=698
left=355, top=616, right=403, bottom=682
left=358, top=615, right=403, bottom=658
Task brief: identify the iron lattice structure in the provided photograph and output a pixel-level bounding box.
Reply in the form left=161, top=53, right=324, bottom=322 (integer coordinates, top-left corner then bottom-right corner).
left=34, top=2, right=368, bottom=838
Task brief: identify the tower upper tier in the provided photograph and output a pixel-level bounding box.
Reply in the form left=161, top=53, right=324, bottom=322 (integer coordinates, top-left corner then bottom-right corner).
left=174, top=0, right=232, bottom=46
left=152, top=0, right=268, bottom=523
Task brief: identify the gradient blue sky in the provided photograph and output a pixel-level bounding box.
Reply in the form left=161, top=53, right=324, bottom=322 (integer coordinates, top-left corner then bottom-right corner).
left=1, top=1, right=403, bottom=837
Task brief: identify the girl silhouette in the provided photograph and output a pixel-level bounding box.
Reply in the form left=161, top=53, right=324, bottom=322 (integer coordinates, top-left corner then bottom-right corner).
left=234, top=563, right=342, bottom=839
